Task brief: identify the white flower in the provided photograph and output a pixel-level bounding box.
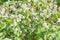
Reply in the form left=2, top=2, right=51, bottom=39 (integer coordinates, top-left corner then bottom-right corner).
left=10, top=14, right=15, bottom=18
left=31, top=28, right=35, bottom=32
left=24, top=29, right=27, bottom=32
left=42, top=0, right=47, bottom=3
left=47, top=6, right=49, bottom=10
left=51, top=0, right=54, bottom=2
left=54, top=5, right=57, bottom=11
left=40, top=13, right=44, bottom=16
left=34, top=0, right=38, bottom=3
left=15, top=28, right=18, bottom=31
left=32, top=12, right=37, bottom=16
left=13, top=7, right=16, bottom=11
left=18, top=14, right=25, bottom=19
left=18, top=14, right=22, bottom=18
left=28, top=19, right=31, bottom=22
left=20, top=31, right=22, bottom=34
left=28, top=3, right=31, bottom=7
left=57, top=18, right=60, bottom=22
left=4, top=38, right=12, bottom=40
left=22, top=16, right=25, bottom=19
left=1, top=8, right=5, bottom=15
left=4, top=14, right=9, bottom=17
left=10, top=6, right=16, bottom=11
left=10, top=6, right=13, bottom=8
left=21, top=4, right=29, bottom=11
left=31, top=8, right=34, bottom=12
left=42, top=9, right=47, bottom=13
left=16, top=18, right=21, bottom=22
left=10, top=20, right=17, bottom=26
left=8, top=0, right=10, bottom=2
left=43, top=22, right=48, bottom=29
left=46, top=13, right=52, bottom=18
left=22, top=34, right=25, bottom=37
left=28, top=0, right=31, bottom=2
left=38, top=2, right=42, bottom=5
left=10, top=24, right=14, bottom=26
left=14, top=20, right=17, bottom=26
left=1, top=14, right=8, bottom=18
left=15, top=15, right=18, bottom=18
left=52, top=25, right=56, bottom=31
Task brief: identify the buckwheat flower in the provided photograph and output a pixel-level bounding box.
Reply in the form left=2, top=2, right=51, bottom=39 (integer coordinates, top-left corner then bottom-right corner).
left=15, top=15, right=18, bottom=18
left=2, top=14, right=8, bottom=18
left=28, top=3, right=31, bottom=7
left=42, top=0, right=47, bottom=3
left=28, top=0, right=31, bottom=2
left=47, top=6, right=49, bottom=10
left=1, top=8, right=5, bottom=15
left=33, top=16, right=38, bottom=20
left=10, top=20, right=17, bottom=26
left=21, top=4, right=29, bottom=11
left=46, top=15, right=50, bottom=18
left=10, top=14, right=15, bottom=18
left=16, top=18, right=21, bottom=22
left=22, top=34, right=25, bottom=37
left=46, top=13, right=52, bottom=18
left=4, top=14, right=9, bottom=17
left=15, top=28, right=18, bottom=31
left=32, top=12, right=37, bottom=16
left=31, top=8, right=34, bottom=12
left=14, top=20, right=17, bottom=26
left=43, top=22, right=48, bottom=29
left=22, top=20, right=26, bottom=24
left=10, top=24, right=14, bottom=26
left=4, top=38, right=12, bottom=40
left=34, top=0, right=38, bottom=3
left=8, top=0, right=10, bottom=2
left=20, top=31, right=22, bottom=34
left=28, top=19, right=31, bottom=22
left=13, top=7, right=16, bottom=11
left=50, top=6, right=53, bottom=10
left=24, top=29, right=27, bottom=32
left=57, top=18, right=60, bottom=22
left=10, top=6, right=16, bottom=11
left=18, top=14, right=22, bottom=18
left=54, top=5, right=57, bottom=10
left=18, top=14, right=25, bottom=19
left=38, top=2, right=42, bottom=5
left=52, top=25, right=56, bottom=31
left=51, top=0, right=54, bottom=2
left=31, top=28, right=35, bottom=32
left=10, top=6, right=13, bottom=8
left=42, top=9, right=47, bottom=13
left=22, top=16, right=25, bottom=19
left=40, top=13, right=44, bottom=16
left=6, top=2, right=9, bottom=4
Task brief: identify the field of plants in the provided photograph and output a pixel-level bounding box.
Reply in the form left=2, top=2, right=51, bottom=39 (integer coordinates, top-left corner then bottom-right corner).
left=0, top=0, right=60, bottom=40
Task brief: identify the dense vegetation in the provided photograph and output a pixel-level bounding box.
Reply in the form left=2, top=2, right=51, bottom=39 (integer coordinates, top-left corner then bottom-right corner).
left=0, top=0, right=60, bottom=40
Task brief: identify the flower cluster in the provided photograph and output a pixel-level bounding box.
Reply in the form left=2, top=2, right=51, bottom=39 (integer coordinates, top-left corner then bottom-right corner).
left=0, top=0, right=60, bottom=40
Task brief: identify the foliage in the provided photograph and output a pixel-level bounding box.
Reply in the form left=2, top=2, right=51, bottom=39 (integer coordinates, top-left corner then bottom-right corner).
left=0, top=0, right=60, bottom=40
